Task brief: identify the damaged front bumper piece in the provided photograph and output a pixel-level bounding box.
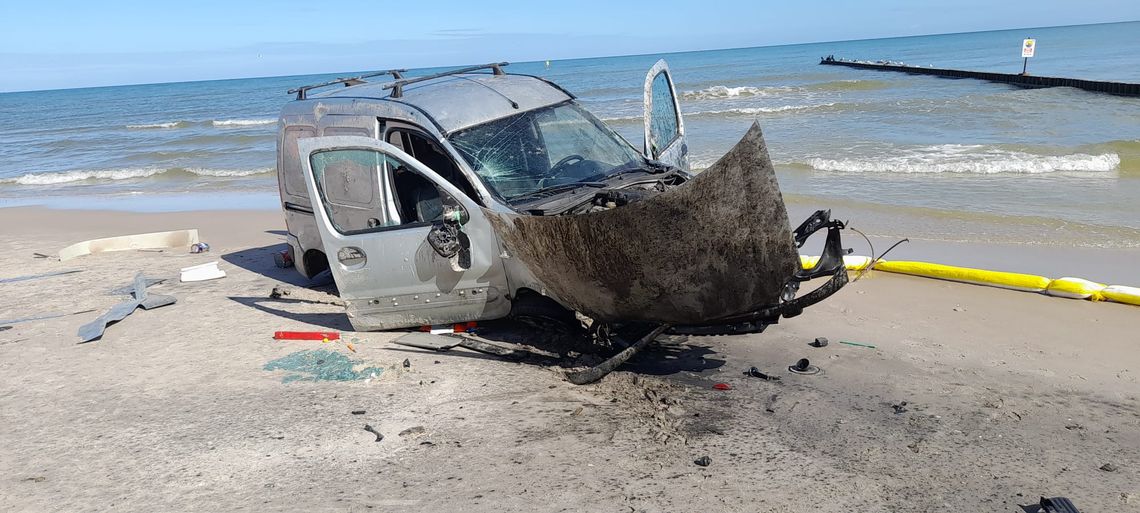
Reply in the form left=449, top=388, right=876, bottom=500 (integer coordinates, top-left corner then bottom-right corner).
left=670, top=209, right=849, bottom=336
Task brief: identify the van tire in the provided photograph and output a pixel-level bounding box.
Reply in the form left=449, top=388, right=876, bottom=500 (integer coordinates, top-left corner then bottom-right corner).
left=509, top=291, right=580, bottom=333
left=303, top=249, right=330, bottom=279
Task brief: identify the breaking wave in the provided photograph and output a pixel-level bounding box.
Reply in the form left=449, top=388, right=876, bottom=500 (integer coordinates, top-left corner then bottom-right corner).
left=124, top=118, right=277, bottom=129
left=212, top=118, right=276, bottom=127
left=681, top=85, right=784, bottom=100
left=688, top=103, right=839, bottom=117
left=804, top=146, right=1121, bottom=174
left=126, top=121, right=192, bottom=129
left=1, top=167, right=274, bottom=185
left=601, top=103, right=839, bottom=123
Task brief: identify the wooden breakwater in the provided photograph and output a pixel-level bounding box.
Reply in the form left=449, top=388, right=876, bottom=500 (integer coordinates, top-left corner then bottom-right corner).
left=819, top=58, right=1140, bottom=97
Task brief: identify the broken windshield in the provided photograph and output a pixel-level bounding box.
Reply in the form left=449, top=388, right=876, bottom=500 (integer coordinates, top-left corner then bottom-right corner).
left=448, top=102, right=643, bottom=203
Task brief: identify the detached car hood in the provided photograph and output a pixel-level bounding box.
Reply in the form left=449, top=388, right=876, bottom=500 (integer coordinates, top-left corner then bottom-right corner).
left=490, top=122, right=812, bottom=325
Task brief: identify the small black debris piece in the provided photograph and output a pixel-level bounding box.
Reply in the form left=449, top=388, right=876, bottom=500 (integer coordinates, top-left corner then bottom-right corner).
left=693, top=456, right=711, bottom=467
left=363, top=424, right=383, bottom=442
left=402, top=358, right=411, bottom=369
left=1099, top=462, right=1118, bottom=472
left=1039, top=496, right=1082, bottom=513
left=811, top=337, right=829, bottom=348
left=892, top=401, right=909, bottom=414
left=399, top=426, right=426, bottom=437
left=743, top=366, right=780, bottom=381
left=788, top=358, right=820, bottom=375
left=351, top=410, right=366, bottom=415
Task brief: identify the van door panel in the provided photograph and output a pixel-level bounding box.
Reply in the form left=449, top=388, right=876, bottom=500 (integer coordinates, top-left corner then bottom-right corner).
left=642, top=59, right=689, bottom=171
left=298, top=136, right=511, bottom=330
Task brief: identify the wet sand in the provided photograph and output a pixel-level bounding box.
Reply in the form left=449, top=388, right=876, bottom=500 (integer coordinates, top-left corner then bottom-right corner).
left=1, top=206, right=1137, bottom=512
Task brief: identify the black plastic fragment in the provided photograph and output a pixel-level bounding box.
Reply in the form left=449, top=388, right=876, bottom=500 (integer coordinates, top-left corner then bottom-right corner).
left=1039, top=496, right=1081, bottom=513
left=743, top=366, right=780, bottom=381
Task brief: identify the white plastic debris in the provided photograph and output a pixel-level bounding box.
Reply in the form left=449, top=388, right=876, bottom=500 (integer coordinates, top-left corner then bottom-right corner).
left=180, top=261, right=226, bottom=282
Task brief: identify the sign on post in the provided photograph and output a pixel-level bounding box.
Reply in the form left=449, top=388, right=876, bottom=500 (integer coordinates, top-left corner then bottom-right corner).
left=1020, top=38, right=1036, bottom=74
left=1022, top=39, right=1036, bottom=58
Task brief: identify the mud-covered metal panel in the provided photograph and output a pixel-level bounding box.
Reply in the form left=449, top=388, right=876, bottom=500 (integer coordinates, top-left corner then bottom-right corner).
left=491, top=122, right=799, bottom=324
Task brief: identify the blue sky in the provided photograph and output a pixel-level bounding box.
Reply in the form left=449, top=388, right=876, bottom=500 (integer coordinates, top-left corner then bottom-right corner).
left=1, top=0, right=1137, bottom=92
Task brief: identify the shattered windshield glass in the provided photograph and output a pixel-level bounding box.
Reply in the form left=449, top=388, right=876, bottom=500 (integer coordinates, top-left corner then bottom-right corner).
left=448, top=102, right=643, bottom=203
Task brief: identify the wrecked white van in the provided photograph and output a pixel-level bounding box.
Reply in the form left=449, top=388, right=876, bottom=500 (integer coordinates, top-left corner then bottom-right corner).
left=277, top=61, right=848, bottom=335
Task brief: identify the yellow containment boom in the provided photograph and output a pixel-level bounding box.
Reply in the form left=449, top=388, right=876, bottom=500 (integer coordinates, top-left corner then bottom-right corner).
left=800, top=255, right=1138, bottom=307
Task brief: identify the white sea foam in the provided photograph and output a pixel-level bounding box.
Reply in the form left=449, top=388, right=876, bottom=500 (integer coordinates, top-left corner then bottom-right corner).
left=805, top=146, right=1121, bottom=174
left=182, top=167, right=273, bottom=177
left=211, top=118, right=277, bottom=127
left=126, top=121, right=188, bottom=129
left=2, top=167, right=273, bottom=185
left=690, top=104, right=837, bottom=116
left=601, top=103, right=836, bottom=123
left=681, top=85, right=781, bottom=100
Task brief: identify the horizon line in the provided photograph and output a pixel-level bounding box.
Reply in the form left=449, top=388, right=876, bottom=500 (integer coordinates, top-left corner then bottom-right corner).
left=2, top=19, right=1135, bottom=94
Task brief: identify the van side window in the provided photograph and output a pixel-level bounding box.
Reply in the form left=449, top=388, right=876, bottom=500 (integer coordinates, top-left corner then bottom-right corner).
left=310, top=149, right=460, bottom=233
left=387, top=158, right=461, bottom=226
left=310, top=149, right=390, bottom=234
left=282, top=126, right=316, bottom=196
left=385, top=128, right=479, bottom=202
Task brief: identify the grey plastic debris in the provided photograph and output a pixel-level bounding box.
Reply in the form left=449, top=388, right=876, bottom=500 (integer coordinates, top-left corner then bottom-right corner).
left=393, top=332, right=527, bottom=360
left=694, top=456, right=711, bottom=467
left=78, top=272, right=176, bottom=343
left=107, top=278, right=166, bottom=295
left=394, top=332, right=463, bottom=351
left=811, top=337, right=829, bottom=348
left=0, top=309, right=96, bottom=326
left=0, top=269, right=83, bottom=284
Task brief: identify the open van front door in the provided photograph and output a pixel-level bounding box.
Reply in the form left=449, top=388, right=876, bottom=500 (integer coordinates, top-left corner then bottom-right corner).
left=297, top=136, right=511, bottom=331
left=643, top=59, right=689, bottom=171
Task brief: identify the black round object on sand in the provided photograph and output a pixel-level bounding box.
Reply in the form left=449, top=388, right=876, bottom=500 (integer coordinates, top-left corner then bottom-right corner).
left=788, top=358, right=821, bottom=375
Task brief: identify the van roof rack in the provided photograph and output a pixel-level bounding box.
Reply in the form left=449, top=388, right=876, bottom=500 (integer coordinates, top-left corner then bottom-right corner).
left=288, top=69, right=408, bottom=100
left=383, top=62, right=509, bottom=98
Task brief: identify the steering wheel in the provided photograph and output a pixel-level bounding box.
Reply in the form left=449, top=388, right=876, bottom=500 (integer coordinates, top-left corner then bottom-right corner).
left=548, top=154, right=586, bottom=178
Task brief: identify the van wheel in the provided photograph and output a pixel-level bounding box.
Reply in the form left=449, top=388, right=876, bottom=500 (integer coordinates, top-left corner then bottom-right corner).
left=509, top=292, right=581, bottom=333
left=303, top=250, right=330, bottom=279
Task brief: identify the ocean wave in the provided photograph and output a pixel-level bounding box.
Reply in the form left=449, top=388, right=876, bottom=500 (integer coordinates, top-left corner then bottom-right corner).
left=804, top=146, right=1121, bottom=174
left=1086, top=139, right=1140, bottom=176
left=211, top=118, right=276, bottom=127
left=599, top=114, right=643, bottom=123
left=689, top=103, right=838, bottom=117
left=1, top=167, right=274, bottom=185
left=126, top=121, right=191, bottom=129
left=680, top=85, right=790, bottom=101
left=601, top=103, right=837, bottom=123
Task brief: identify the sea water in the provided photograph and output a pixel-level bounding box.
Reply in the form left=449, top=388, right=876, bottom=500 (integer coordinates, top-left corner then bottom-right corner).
left=1, top=21, right=1137, bottom=250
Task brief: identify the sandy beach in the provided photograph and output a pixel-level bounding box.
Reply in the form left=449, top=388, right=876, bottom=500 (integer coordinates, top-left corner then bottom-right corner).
left=0, top=205, right=1137, bottom=512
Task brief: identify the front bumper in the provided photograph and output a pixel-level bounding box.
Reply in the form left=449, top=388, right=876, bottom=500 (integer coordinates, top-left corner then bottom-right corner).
left=670, top=209, right=849, bottom=336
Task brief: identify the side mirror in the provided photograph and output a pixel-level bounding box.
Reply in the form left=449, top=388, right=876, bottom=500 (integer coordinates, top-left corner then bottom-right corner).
left=426, top=217, right=471, bottom=271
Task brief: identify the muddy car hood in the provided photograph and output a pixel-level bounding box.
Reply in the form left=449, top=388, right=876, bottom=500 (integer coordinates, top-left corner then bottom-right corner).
left=489, top=122, right=803, bottom=324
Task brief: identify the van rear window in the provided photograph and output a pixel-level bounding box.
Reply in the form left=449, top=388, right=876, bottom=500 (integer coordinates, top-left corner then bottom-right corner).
left=282, top=126, right=316, bottom=196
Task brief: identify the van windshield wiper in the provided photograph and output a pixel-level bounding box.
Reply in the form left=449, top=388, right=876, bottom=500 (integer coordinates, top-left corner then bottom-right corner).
left=508, top=181, right=607, bottom=205
left=585, top=159, right=672, bottom=183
